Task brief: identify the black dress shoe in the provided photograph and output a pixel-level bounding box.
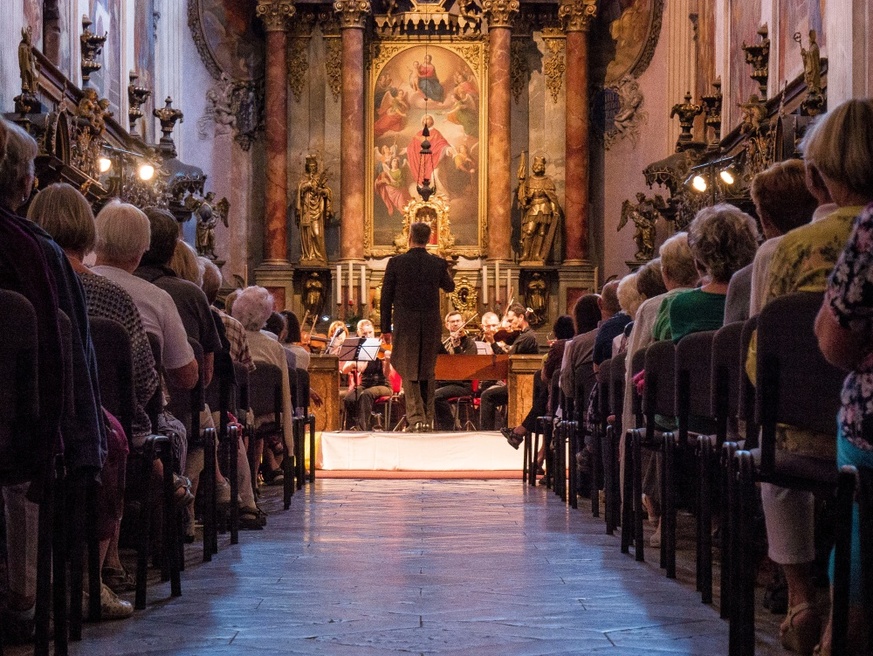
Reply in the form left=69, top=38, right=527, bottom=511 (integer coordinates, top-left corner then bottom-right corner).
left=500, top=427, right=524, bottom=449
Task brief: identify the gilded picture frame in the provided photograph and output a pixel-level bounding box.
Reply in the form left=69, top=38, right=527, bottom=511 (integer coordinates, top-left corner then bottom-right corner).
left=187, top=0, right=264, bottom=82
left=365, top=42, right=487, bottom=258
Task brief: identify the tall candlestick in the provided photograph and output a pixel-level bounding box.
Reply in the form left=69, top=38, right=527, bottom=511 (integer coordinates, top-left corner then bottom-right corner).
left=348, top=261, right=354, bottom=305
left=494, top=261, right=500, bottom=303
left=360, top=264, right=367, bottom=310
left=482, top=265, right=488, bottom=305
left=506, top=268, right=512, bottom=305
left=336, top=264, right=342, bottom=306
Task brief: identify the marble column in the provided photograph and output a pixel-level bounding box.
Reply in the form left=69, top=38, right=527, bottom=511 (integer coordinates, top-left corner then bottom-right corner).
left=257, top=0, right=295, bottom=264
left=559, top=0, right=596, bottom=264
left=483, top=0, right=519, bottom=264
left=334, top=0, right=370, bottom=262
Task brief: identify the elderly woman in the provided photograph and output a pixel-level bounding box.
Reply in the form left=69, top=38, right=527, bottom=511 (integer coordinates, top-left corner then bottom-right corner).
left=232, top=286, right=294, bottom=474
left=668, top=204, right=759, bottom=343
left=27, top=182, right=155, bottom=615
left=763, top=98, right=873, bottom=656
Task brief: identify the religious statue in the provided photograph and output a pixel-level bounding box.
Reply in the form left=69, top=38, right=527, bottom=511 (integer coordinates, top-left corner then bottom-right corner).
left=524, top=272, right=549, bottom=328
left=302, top=271, right=326, bottom=319
left=295, top=156, right=334, bottom=265
left=517, top=154, right=562, bottom=265
left=187, top=191, right=230, bottom=260
left=18, top=26, right=39, bottom=95
left=618, top=192, right=665, bottom=262
left=738, top=93, right=768, bottom=135
left=795, top=30, right=825, bottom=116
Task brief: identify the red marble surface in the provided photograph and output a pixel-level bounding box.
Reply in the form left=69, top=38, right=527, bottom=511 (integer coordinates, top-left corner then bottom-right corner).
left=264, top=28, right=289, bottom=262
left=487, top=26, right=512, bottom=262
left=340, top=27, right=365, bottom=261
left=564, top=29, right=589, bottom=263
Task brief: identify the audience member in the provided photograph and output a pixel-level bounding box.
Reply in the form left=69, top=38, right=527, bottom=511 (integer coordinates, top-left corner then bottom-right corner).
left=593, top=280, right=630, bottom=366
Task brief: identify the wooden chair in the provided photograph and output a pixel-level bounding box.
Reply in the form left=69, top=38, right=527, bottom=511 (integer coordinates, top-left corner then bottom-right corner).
left=622, top=346, right=646, bottom=556
left=247, top=363, right=293, bottom=508
left=729, top=293, right=849, bottom=656
left=605, top=351, right=626, bottom=534
left=0, top=291, right=38, bottom=651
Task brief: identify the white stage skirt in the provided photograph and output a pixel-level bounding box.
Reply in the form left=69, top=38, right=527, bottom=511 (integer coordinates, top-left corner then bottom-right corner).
left=318, top=431, right=523, bottom=471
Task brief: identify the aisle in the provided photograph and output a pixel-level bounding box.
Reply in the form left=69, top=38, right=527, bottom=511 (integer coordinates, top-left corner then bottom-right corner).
left=56, top=479, right=745, bottom=655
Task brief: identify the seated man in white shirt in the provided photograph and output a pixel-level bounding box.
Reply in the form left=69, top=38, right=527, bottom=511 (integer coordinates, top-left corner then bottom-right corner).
left=92, top=201, right=199, bottom=412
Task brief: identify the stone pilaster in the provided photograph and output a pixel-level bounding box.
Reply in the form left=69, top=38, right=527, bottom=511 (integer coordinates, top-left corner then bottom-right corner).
left=483, top=0, right=519, bottom=263
left=334, top=0, right=370, bottom=262
left=559, top=0, right=595, bottom=264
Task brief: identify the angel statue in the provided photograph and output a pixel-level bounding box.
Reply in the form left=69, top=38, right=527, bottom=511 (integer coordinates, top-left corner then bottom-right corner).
left=517, top=153, right=562, bottom=265
left=187, top=191, right=229, bottom=259
left=618, top=192, right=665, bottom=262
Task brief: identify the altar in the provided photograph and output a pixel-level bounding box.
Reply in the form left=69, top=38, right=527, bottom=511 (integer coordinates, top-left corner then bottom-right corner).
left=318, top=430, right=522, bottom=471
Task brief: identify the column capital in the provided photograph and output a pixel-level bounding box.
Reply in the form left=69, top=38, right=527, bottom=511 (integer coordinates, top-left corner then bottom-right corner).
left=558, top=0, right=597, bottom=32
left=256, top=0, right=296, bottom=32
left=482, top=0, right=519, bottom=29
left=333, top=0, right=371, bottom=29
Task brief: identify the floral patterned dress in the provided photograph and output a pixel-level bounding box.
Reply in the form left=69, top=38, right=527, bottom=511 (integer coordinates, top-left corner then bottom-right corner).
left=823, top=202, right=873, bottom=455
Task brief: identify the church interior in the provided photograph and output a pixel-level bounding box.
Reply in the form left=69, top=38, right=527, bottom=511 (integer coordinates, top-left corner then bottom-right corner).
left=2, top=0, right=873, bottom=654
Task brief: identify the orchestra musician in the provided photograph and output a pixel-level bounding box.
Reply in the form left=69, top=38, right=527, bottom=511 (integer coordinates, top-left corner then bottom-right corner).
left=479, top=303, right=539, bottom=431
left=341, top=319, right=393, bottom=430
left=434, top=311, right=478, bottom=431
left=478, top=311, right=503, bottom=351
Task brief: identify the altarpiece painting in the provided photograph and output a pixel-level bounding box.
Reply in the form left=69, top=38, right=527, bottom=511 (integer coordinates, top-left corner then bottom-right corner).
left=366, top=43, right=486, bottom=257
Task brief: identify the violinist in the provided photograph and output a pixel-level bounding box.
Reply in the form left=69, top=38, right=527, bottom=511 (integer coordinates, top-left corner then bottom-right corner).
left=479, top=304, right=539, bottom=431
left=341, top=320, right=393, bottom=430
left=434, top=311, right=477, bottom=430
left=478, top=311, right=503, bottom=352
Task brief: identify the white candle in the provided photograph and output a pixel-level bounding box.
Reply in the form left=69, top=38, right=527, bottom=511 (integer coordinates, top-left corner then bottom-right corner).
left=506, top=268, right=512, bottom=304
left=336, top=265, right=342, bottom=305
left=494, top=261, right=500, bottom=303
left=348, top=261, right=354, bottom=305
left=360, top=264, right=367, bottom=309
left=482, top=265, right=488, bottom=304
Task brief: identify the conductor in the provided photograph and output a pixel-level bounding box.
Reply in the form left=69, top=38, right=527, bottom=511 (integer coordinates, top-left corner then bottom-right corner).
left=381, top=222, right=455, bottom=432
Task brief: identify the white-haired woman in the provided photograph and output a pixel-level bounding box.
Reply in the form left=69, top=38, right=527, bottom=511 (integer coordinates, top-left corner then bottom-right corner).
left=232, top=286, right=294, bottom=478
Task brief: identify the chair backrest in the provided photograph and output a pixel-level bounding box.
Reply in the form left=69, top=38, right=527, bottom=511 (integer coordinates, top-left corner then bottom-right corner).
left=293, top=368, right=311, bottom=412
left=0, top=290, right=39, bottom=484
left=756, top=292, right=845, bottom=472
left=233, top=362, right=250, bottom=416
left=388, top=369, right=402, bottom=395
left=711, top=321, right=743, bottom=429
left=596, top=358, right=612, bottom=419
left=739, top=315, right=758, bottom=445
left=609, top=350, right=627, bottom=417
left=145, top=332, right=163, bottom=429
left=676, top=330, right=715, bottom=425
left=89, top=316, right=136, bottom=441
left=644, top=339, right=676, bottom=418
left=248, top=362, right=283, bottom=419
left=165, top=338, right=205, bottom=438
left=630, top=346, right=646, bottom=418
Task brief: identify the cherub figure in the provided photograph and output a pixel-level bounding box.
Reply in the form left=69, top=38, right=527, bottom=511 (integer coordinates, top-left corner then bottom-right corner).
left=618, top=192, right=666, bottom=261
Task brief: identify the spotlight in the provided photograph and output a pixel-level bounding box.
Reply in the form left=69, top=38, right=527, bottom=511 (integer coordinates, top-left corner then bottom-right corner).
left=137, top=163, right=155, bottom=181
left=719, top=164, right=738, bottom=186
left=98, top=156, right=112, bottom=173
left=692, top=174, right=708, bottom=192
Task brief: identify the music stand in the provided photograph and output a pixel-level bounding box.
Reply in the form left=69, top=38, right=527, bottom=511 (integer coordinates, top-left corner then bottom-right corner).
left=337, top=338, right=382, bottom=430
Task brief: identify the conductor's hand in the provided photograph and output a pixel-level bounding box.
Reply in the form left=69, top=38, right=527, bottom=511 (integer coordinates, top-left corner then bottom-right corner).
left=381, top=332, right=392, bottom=345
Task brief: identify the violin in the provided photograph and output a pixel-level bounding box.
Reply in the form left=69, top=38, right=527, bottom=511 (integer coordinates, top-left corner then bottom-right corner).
left=376, top=342, right=392, bottom=359
left=493, top=328, right=521, bottom=346
left=302, top=332, right=329, bottom=353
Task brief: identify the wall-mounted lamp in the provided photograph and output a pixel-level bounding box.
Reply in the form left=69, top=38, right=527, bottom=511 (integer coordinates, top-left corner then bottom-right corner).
left=98, top=156, right=112, bottom=173
left=684, top=155, right=739, bottom=203
left=137, top=163, right=155, bottom=181
left=719, top=163, right=738, bottom=186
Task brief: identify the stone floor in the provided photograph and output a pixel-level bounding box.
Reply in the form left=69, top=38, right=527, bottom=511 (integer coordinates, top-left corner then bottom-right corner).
left=9, top=478, right=801, bottom=655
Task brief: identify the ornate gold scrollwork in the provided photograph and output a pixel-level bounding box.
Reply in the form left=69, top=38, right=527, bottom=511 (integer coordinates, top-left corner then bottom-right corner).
left=393, top=196, right=457, bottom=259
left=333, top=0, right=372, bottom=29
left=558, top=0, right=596, bottom=33
left=509, top=39, right=529, bottom=104
left=448, top=277, right=479, bottom=324
left=256, top=0, right=296, bottom=31
left=481, top=0, right=519, bottom=29
left=542, top=29, right=565, bottom=105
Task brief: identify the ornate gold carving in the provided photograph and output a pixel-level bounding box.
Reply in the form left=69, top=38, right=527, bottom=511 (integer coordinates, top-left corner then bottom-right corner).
left=448, top=277, right=479, bottom=321
left=393, top=196, right=457, bottom=259
left=509, top=39, right=529, bottom=103
left=154, top=96, right=184, bottom=158
left=128, top=71, right=151, bottom=137
left=558, top=0, right=596, bottom=33
left=481, top=0, right=519, bottom=29
left=256, top=0, right=295, bottom=31
left=324, top=37, right=343, bottom=101
left=288, top=38, right=310, bottom=103
left=741, top=24, right=770, bottom=99
left=72, top=88, right=112, bottom=178
left=80, top=15, right=107, bottom=85
left=333, top=0, right=371, bottom=29
left=15, top=26, right=41, bottom=114
left=670, top=91, right=702, bottom=152
left=542, top=32, right=565, bottom=105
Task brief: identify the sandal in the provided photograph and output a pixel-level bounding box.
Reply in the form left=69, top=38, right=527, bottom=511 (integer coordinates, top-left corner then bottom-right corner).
left=780, top=602, right=821, bottom=655
left=262, top=469, right=284, bottom=486
left=238, top=508, right=265, bottom=530
left=102, top=566, right=136, bottom=593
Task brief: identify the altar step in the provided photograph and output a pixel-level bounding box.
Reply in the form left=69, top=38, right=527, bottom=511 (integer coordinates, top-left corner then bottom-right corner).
left=318, top=430, right=524, bottom=471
